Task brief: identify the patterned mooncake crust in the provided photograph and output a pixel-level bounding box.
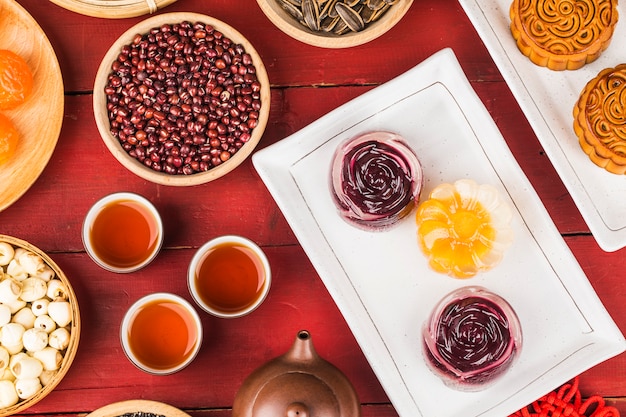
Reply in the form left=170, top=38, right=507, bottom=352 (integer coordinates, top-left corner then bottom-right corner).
left=573, top=64, right=626, bottom=175
left=510, top=0, right=618, bottom=71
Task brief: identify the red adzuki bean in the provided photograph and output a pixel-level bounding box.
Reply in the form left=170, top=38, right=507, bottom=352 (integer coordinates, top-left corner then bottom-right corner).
left=104, top=21, right=263, bottom=175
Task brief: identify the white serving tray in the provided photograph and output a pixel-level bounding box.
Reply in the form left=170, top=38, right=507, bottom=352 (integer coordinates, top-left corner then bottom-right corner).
left=458, top=0, right=626, bottom=252
left=252, top=49, right=626, bottom=417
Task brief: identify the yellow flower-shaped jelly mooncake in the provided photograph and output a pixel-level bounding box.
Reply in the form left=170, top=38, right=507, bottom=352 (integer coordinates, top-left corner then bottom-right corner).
left=416, top=179, right=514, bottom=279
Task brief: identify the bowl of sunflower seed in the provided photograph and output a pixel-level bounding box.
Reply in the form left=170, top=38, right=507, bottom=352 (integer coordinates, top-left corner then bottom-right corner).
left=256, top=0, right=413, bottom=48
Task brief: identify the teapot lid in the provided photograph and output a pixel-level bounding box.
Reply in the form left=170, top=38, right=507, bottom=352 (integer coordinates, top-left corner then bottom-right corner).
left=232, top=330, right=361, bottom=417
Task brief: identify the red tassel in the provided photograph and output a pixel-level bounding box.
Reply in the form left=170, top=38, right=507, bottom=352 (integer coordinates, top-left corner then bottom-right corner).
left=509, top=377, right=620, bottom=417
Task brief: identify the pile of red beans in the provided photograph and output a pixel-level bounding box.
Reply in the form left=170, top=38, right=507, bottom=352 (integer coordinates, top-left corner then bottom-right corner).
left=104, top=21, right=263, bottom=175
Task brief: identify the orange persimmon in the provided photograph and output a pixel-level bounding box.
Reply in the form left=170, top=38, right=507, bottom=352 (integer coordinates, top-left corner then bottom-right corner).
left=0, top=49, right=33, bottom=110
left=0, top=113, right=19, bottom=165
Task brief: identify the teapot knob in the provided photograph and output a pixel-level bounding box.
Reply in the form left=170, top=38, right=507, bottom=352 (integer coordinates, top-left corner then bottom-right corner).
left=286, top=402, right=309, bottom=417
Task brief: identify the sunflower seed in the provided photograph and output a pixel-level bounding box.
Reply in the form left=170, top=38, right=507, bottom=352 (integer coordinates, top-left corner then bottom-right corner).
left=361, top=6, right=376, bottom=23
left=370, top=3, right=390, bottom=21
left=335, top=2, right=365, bottom=32
left=321, top=15, right=341, bottom=31
left=333, top=18, right=350, bottom=34
left=366, top=0, right=385, bottom=10
left=279, top=0, right=304, bottom=20
left=302, top=0, right=321, bottom=31
left=328, top=2, right=339, bottom=17
left=320, top=0, right=339, bottom=18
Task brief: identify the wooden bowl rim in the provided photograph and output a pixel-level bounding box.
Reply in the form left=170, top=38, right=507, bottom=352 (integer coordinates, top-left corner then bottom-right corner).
left=0, top=0, right=64, bottom=212
left=255, top=0, right=414, bottom=48
left=0, top=235, right=81, bottom=417
left=86, top=399, right=192, bottom=417
left=93, top=12, right=271, bottom=186
left=48, top=0, right=178, bottom=19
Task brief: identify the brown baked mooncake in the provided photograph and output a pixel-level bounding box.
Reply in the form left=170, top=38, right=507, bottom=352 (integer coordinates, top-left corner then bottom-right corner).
left=573, top=65, right=626, bottom=174
left=510, top=0, right=618, bottom=71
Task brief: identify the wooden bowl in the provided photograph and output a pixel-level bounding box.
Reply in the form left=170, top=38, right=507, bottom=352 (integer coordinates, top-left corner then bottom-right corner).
left=87, top=400, right=191, bottom=417
left=0, top=235, right=80, bottom=417
left=49, top=0, right=177, bottom=19
left=93, top=12, right=271, bottom=186
left=0, top=0, right=64, bottom=212
left=256, top=0, right=414, bottom=48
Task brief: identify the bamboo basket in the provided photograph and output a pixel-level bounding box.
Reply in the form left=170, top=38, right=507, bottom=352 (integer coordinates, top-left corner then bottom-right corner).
left=0, top=235, right=81, bottom=417
left=48, top=0, right=177, bottom=19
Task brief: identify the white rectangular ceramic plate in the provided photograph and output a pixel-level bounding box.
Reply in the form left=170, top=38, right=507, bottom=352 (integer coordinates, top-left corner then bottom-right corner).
left=458, top=0, right=626, bottom=252
left=252, top=49, right=626, bottom=417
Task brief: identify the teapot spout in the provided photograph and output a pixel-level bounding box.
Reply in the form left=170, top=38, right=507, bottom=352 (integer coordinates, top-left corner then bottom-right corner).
left=284, top=330, right=317, bottom=363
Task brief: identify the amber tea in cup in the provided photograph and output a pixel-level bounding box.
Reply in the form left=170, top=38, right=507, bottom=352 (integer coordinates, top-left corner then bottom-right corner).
left=121, top=293, right=203, bottom=375
left=188, top=235, right=271, bottom=318
left=82, top=192, right=163, bottom=273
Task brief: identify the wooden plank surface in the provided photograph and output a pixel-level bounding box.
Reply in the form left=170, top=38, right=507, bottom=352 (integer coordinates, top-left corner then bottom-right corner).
left=0, top=0, right=624, bottom=416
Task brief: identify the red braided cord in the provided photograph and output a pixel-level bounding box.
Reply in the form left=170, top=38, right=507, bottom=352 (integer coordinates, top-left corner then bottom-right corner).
left=509, top=377, right=620, bottom=417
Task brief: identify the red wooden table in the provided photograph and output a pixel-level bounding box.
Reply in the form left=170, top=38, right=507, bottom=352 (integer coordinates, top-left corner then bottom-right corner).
left=2, top=0, right=626, bottom=416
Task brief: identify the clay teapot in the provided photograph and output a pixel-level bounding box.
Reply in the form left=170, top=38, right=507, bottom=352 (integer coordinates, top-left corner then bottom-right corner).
left=232, top=330, right=361, bottom=417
